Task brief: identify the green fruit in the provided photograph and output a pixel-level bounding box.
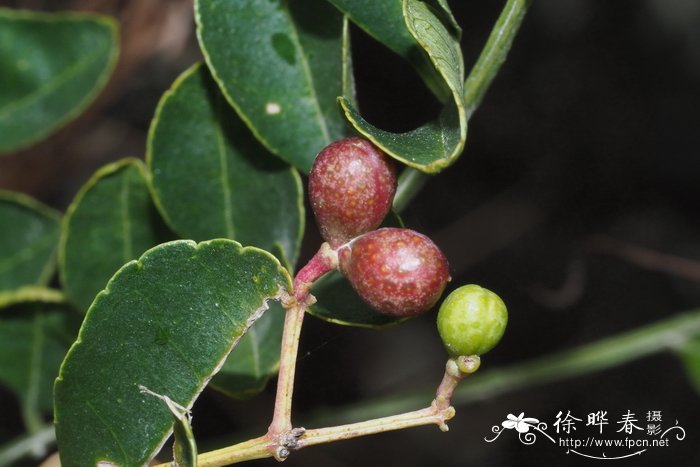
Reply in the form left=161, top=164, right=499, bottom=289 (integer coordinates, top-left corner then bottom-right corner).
left=437, top=284, right=507, bottom=356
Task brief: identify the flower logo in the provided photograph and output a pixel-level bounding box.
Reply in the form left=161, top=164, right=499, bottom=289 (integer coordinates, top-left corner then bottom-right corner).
left=502, top=412, right=540, bottom=433
left=485, top=412, right=554, bottom=445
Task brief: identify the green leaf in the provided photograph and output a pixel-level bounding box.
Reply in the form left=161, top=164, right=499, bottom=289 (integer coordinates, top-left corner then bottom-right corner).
left=147, top=63, right=304, bottom=266
left=309, top=272, right=404, bottom=328
left=338, top=0, right=467, bottom=173
left=679, top=337, right=700, bottom=396
left=328, top=0, right=448, bottom=99
left=171, top=409, right=197, bottom=467
left=210, top=300, right=285, bottom=398
left=0, top=8, right=118, bottom=154
left=0, top=302, right=77, bottom=432
left=54, top=239, right=291, bottom=467
left=59, top=158, right=172, bottom=312
left=0, top=190, right=61, bottom=292
left=195, top=0, right=348, bottom=172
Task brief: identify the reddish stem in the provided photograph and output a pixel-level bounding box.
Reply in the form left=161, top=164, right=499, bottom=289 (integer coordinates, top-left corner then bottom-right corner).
left=267, top=243, right=339, bottom=453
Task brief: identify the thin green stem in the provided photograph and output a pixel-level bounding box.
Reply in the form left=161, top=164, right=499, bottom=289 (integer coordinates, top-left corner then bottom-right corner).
left=0, top=424, right=55, bottom=466
left=393, top=168, right=430, bottom=213
left=454, top=308, right=700, bottom=406
left=196, top=436, right=272, bottom=467
left=393, top=0, right=533, bottom=212
left=464, top=0, right=533, bottom=119
left=313, top=309, right=700, bottom=424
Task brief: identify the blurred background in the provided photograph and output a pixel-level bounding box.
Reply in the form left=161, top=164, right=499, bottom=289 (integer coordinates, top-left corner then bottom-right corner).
left=1, top=0, right=700, bottom=465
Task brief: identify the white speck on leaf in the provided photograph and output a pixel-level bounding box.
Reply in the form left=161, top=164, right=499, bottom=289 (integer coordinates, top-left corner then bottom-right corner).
left=266, top=102, right=282, bottom=115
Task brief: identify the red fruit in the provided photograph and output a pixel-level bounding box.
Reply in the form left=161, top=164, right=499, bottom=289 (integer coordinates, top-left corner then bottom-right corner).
left=338, top=228, right=451, bottom=317
left=308, top=137, right=397, bottom=248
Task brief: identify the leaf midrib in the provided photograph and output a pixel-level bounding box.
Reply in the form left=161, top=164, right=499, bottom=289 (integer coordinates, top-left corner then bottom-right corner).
left=213, top=97, right=236, bottom=239
left=280, top=2, right=331, bottom=145
left=0, top=41, right=107, bottom=119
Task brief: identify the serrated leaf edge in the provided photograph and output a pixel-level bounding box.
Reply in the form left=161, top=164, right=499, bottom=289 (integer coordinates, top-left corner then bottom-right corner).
left=54, top=239, right=291, bottom=465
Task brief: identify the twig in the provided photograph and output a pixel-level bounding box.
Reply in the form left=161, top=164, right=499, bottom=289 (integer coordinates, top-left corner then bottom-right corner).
left=189, top=357, right=479, bottom=466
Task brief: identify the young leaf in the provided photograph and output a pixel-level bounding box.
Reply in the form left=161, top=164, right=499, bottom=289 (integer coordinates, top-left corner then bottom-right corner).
left=195, top=0, right=348, bottom=172
left=59, top=159, right=172, bottom=312
left=338, top=0, right=468, bottom=173
left=0, top=190, right=61, bottom=292
left=0, top=302, right=77, bottom=432
left=210, top=301, right=285, bottom=398
left=147, top=64, right=304, bottom=266
left=54, top=239, right=292, bottom=467
left=0, top=8, right=118, bottom=154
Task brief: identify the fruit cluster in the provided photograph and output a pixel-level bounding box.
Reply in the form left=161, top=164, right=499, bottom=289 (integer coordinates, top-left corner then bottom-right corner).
left=309, top=137, right=450, bottom=318
left=309, top=137, right=507, bottom=355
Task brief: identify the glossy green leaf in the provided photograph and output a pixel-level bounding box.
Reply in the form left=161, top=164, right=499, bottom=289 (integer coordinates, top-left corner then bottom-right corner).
left=195, top=0, right=348, bottom=172
left=59, top=159, right=172, bottom=312
left=0, top=190, right=61, bottom=292
left=147, top=64, right=304, bottom=266
left=0, top=302, right=77, bottom=432
left=680, top=337, right=700, bottom=396
left=210, top=301, right=285, bottom=398
left=0, top=8, right=118, bottom=154
left=54, top=239, right=291, bottom=467
left=328, top=0, right=448, bottom=99
left=338, top=0, right=467, bottom=173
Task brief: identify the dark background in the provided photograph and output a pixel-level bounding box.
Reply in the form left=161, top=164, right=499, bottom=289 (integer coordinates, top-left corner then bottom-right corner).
left=1, top=0, right=699, bottom=466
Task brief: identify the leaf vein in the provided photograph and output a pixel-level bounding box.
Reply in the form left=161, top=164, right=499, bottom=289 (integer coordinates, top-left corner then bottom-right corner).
left=281, top=2, right=331, bottom=145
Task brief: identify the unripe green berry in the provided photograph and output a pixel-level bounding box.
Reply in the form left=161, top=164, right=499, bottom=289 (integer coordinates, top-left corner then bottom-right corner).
left=437, top=284, right=507, bottom=356
left=339, top=227, right=450, bottom=317
left=308, top=137, right=397, bottom=248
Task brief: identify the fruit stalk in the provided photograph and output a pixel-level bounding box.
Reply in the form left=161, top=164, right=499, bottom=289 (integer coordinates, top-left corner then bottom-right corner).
left=267, top=244, right=338, bottom=445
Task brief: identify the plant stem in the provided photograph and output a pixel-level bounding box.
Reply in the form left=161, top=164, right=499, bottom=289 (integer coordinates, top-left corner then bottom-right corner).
left=0, top=424, right=55, bottom=466
left=313, top=309, right=700, bottom=424
left=393, top=0, right=533, bottom=212
left=188, top=357, right=476, bottom=466
left=393, top=168, right=430, bottom=213
left=267, top=244, right=338, bottom=443
left=151, top=309, right=700, bottom=466
left=464, top=0, right=533, bottom=119
left=267, top=301, right=306, bottom=440
left=196, top=436, right=271, bottom=467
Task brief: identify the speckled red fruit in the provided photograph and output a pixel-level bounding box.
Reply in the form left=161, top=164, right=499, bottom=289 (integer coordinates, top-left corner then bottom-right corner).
left=338, top=228, right=451, bottom=317
left=308, top=137, right=397, bottom=248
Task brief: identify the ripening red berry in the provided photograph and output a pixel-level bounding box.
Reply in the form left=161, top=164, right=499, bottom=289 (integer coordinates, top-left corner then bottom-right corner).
left=308, top=137, right=397, bottom=248
left=338, top=228, right=450, bottom=317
